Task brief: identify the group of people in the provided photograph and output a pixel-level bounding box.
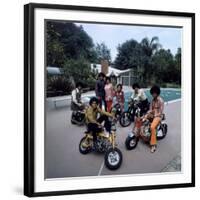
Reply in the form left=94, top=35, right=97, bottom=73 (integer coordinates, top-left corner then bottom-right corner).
left=71, top=72, right=164, bottom=153
left=95, top=72, right=124, bottom=112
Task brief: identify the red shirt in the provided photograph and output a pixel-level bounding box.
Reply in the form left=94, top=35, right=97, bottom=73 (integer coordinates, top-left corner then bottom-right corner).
left=115, top=91, right=125, bottom=104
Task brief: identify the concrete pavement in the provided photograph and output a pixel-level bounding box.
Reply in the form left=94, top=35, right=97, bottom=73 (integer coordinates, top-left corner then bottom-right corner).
left=45, top=100, right=181, bottom=179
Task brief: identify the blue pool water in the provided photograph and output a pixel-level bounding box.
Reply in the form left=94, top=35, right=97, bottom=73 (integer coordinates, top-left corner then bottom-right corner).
left=83, top=89, right=181, bottom=111
left=123, top=89, right=181, bottom=111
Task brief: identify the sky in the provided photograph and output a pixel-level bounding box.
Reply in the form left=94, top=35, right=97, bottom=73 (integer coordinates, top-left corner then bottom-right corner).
left=76, top=22, right=182, bottom=62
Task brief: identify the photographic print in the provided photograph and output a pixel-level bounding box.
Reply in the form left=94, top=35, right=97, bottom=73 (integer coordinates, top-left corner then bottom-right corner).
left=24, top=3, right=195, bottom=197
left=46, top=21, right=182, bottom=178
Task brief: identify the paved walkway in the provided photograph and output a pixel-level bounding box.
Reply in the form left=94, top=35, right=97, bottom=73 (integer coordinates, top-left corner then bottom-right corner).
left=161, top=153, right=181, bottom=172
left=45, top=100, right=181, bottom=178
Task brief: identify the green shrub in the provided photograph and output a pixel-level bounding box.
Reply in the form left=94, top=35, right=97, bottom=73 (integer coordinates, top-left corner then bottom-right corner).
left=47, top=75, right=73, bottom=96
left=63, top=58, right=96, bottom=91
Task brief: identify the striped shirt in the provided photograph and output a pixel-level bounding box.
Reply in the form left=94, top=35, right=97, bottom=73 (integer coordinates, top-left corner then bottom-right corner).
left=150, top=96, right=164, bottom=118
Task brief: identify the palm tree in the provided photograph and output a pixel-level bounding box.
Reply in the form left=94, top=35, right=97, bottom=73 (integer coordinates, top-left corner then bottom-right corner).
left=140, top=36, right=161, bottom=57
left=140, top=36, right=161, bottom=84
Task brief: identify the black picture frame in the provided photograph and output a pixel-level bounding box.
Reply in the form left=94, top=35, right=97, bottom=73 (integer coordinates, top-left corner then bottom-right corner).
left=24, top=3, right=195, bottom=197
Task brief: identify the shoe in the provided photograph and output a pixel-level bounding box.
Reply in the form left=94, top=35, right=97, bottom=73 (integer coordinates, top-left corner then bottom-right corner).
left=105, top=131, right=110, bottom=138
left=150, top=145, right=156, bottom=153
left=92, top=141, right=98, bottom=151
left=84, top=130, right=90, bottom=134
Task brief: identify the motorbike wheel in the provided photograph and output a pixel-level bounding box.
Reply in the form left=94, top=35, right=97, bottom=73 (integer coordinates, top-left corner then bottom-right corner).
left=77, top=115, right=85, bottom=123
left=119, top=112, right=132, bottom=127
left=76, top=113, right=85, bottom=125
left=71, top=111, right=85, bottom=125
left=71, top=119, right=76, bottom=124
left=71, top=112, right=77, bottom=124
left=79, top=136, right=92, bottom=154
left=104, top=147, right=122, bottom=170
left=125, top=136, right=138, bottom=150
left=159, top=123, right=168, bottom=139
left=157, top=123, right=168, bottom=140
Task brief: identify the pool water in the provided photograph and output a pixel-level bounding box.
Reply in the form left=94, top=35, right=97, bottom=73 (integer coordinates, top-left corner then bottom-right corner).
left=123, top=89, right=181, bottom=111
left=83, top=89, right=181, bottom=112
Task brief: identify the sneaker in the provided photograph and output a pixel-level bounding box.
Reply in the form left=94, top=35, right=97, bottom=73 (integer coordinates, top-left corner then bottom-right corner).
left=150, top=145, right=156, bottom=153
left=105, top=131, right=110, bottom=138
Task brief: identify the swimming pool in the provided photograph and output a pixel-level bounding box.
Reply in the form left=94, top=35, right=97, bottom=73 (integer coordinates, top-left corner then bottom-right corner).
left=123, top=89, right=181, bottom=111
left=124, top=89, right=181, bottom=102
left=82, top=88, right=181, bottom=111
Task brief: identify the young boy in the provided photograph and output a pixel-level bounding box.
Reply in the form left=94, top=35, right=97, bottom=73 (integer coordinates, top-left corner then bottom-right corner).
left=131, top=83, right=149, bottom=114
left=85, top=97, right=114, bottom=146
left=114, top=84, right=125, bottom=112
left=71, top=82, right=84, bottom=111
left=144, top=85, right=164, bottom=153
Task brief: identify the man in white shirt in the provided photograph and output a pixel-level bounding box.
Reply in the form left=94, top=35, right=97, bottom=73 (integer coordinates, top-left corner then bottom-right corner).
left=131, top=83, right=149, bottom=114
left=71, top=82, right=84, bottom=111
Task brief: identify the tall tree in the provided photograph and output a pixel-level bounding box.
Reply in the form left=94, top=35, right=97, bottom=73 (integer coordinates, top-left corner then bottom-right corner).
left=46, top=21, right=98, bottom=94
left=175, top=47, right=181, bottom=68
left=174, top=47, right=181, bottom=84
left=46, top=21, right=97, bottom=66
left=151, top=49, right=176, bottom=83
left=140, top=36, right=161, bottom=57
left=46, top=22, right=66, bottom=67
left=140, top=37, right=161, bottom=83
left=114, top=39, right=143, bottom=70
left=95, top=42, right=111, bottom=63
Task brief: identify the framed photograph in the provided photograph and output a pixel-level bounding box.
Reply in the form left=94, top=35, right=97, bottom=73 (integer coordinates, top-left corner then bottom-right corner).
left=24, top=3, right=195, bottom=197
